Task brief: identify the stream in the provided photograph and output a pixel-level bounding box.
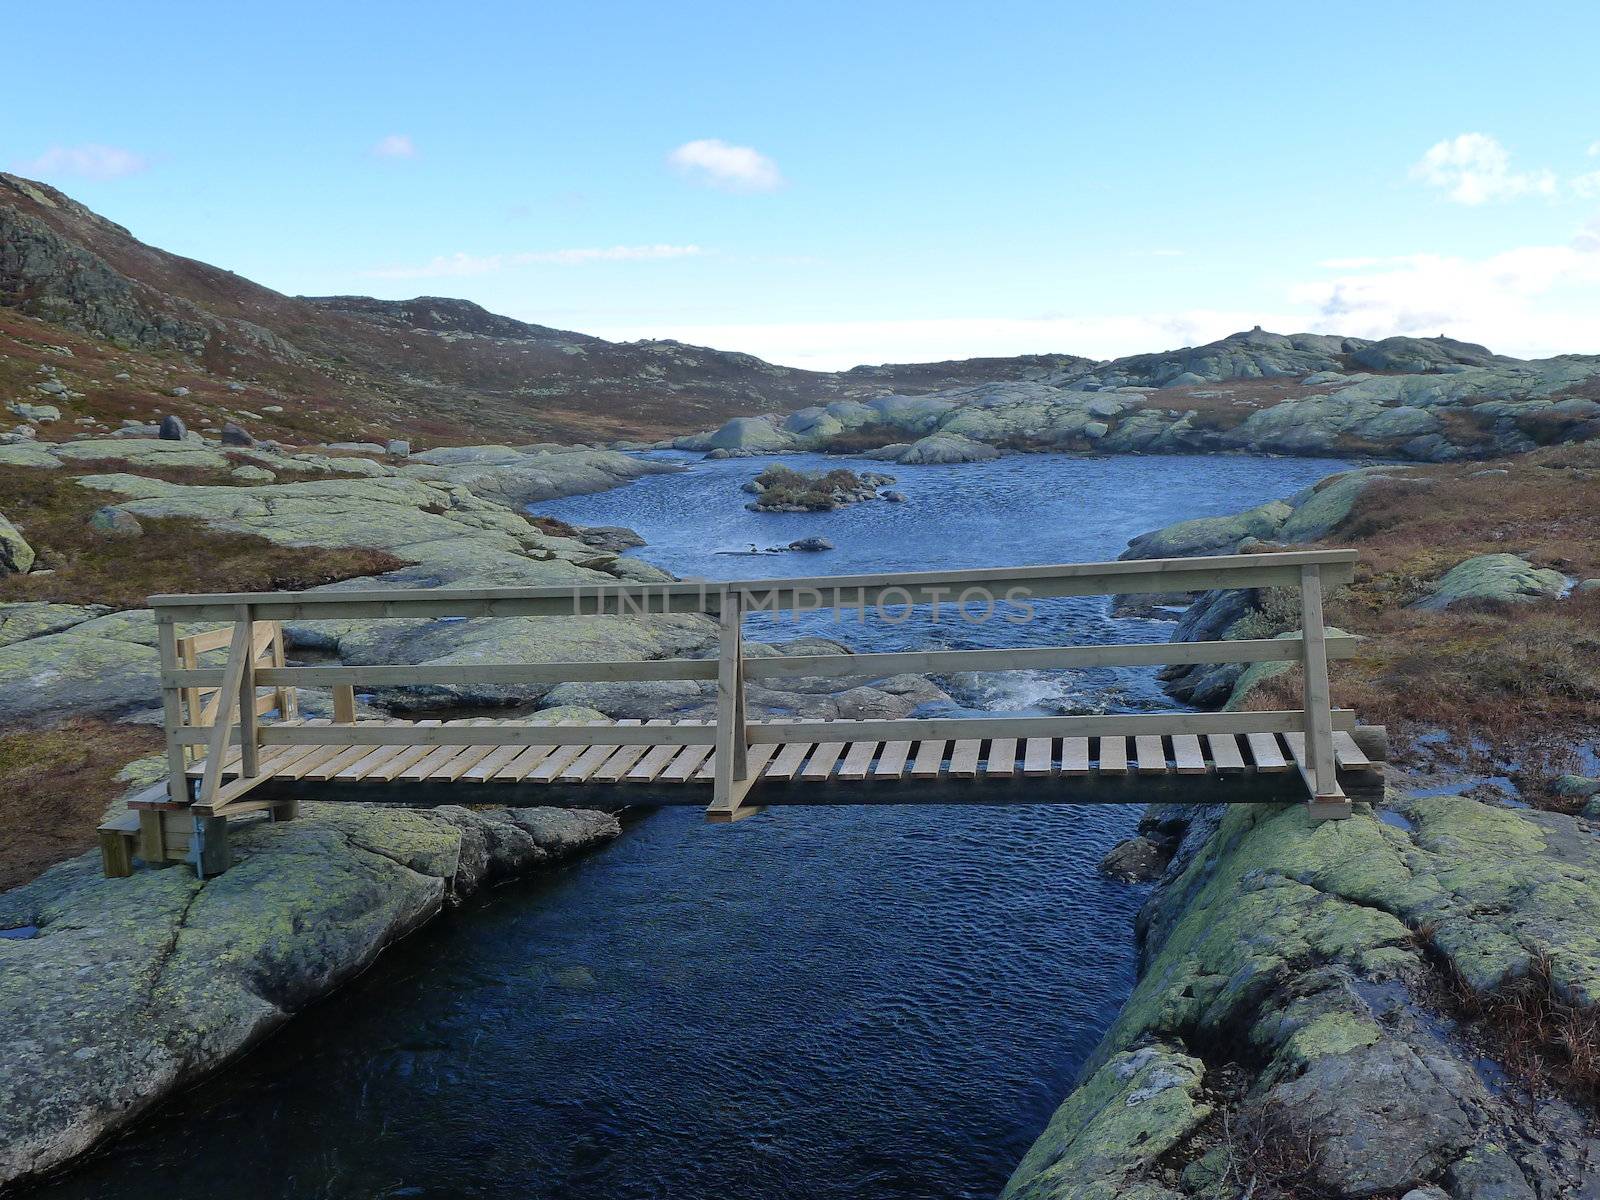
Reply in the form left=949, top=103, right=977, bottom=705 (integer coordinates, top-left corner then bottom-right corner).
left=38, top=451, right=1354, bottom=1200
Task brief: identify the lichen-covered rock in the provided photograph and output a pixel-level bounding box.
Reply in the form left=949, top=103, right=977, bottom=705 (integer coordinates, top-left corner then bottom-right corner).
left=1122, top=499, right=1292, bottom=560
left=0, top=801, right=619, bottom=1189
left=1003, top=1043, right=1209, bottom=1200
left=0, top=510, right=35, bottom=573
left=1411, top=553, right=1567, bottom=611
left=1009, top=797, right=1600, bottom=1200
left=894, top=431, right=1002, bottom=464
left=0, top=602, right=108, bottom=648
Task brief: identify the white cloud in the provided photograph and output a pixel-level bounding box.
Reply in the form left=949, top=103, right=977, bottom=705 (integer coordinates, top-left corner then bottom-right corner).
left=582, top=224, right=1600, bottom=369
left=1571, top=171, right=1600, bottom=200
left=585, top=312, right=1297, bottom=371
left=667, top=139, right=784, bottom=192
left=14, top=144, right=149, bottom=181
left=1289, top=229, right=1600, bottom=356
left=1589, top=140, right=1600, bottom=157
left=1410, top=133, right=1557, bottom=204
left=372, top=134, right=417, bottom=159
left=367, top=244, right=704, bottom=279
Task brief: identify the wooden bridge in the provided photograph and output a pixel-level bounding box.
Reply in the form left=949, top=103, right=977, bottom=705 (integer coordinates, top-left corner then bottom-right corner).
left=101, top=549, right=1385, bottom=878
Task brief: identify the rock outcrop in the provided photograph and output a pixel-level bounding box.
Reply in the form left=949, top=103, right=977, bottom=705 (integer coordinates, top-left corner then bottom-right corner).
left=0, top=799, right=620, bottom=1190
left=1005, top=798, right=1600, bottom=1200
left=1412, top=553, right=1569, bottom=611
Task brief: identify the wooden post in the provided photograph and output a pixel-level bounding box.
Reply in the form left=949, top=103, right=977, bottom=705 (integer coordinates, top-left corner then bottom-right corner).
left=198, top=618, right=254, bottom=807
left=157, top=616, right=190, bottom=804
left=236, top=605, right=259, bottom=779
left=333, top=683, right=357, bottom=725
left=1299, top=564, right=1348, bottom=819
left=270, top=621, right=296, bottom=720
left=708, top=589, right=760, bottom=822
left=191, top=813, right=232, bottom=879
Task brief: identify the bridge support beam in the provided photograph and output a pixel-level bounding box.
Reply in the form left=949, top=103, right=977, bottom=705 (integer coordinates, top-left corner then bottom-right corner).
left=708, top=590, right=762, bottom=823
left=1300, top=565, right=1350, bottom=820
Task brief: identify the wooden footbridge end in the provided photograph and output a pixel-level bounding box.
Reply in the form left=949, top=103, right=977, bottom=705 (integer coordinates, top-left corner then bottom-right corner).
left=109, top=549, right=1374, bottom=879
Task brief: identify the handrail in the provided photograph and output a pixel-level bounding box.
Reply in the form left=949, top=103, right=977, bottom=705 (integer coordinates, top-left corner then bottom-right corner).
left=146, top=549, right=1358, bottom=620
left=149, top=549, right=1358, bottom=822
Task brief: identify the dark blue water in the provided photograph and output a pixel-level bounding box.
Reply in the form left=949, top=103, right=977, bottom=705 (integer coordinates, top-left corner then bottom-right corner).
left=39, top=451, right=1352, bottom=1200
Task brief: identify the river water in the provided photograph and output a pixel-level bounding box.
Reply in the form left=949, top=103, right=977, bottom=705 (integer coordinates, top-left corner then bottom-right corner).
left=39, top=451, right=1353, bottom=1200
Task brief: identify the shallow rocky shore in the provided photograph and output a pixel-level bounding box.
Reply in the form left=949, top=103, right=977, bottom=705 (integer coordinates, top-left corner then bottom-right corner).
left=0, top=793, right=620, bottom=1190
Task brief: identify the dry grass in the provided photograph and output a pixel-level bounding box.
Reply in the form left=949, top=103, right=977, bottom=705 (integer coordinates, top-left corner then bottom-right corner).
left=0, top=719, right=164, bottom=891
left=0, top=465, right=408, bottom=607
left=1231, top=445, right=1600, bottom=789
left=1441, top=953, right=1600, bottom=1107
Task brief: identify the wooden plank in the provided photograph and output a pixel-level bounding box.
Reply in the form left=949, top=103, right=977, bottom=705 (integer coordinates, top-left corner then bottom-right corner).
left=1171, top=734, right=1207, bottom=775
left=352, top=720, right=440, bottom=781
left=431, top=740, right=505, bottom=782
left=836, top=740, right=880, bottom=782
left=1206, top=733, right=1247, bottom=772
left=947, top=739, right=981, bottom=780
left=399, top=743, right=473, bottom=783
left=745, top=634, right=1364, bottom=682
left=589, top=720, right=669, bottom=783
left=1134, top=735, right=1168, bottom=774
left=696, top=741, right=778, bottom=782
left=526, top=741, right=592, bottom=783
left=1332, top=730, right=1373, bottom=770
left=627, top=729, right=692, bottom=782
left=871, top=740, right=912, bottom=780
left=1022, top=737, right=1054, bottom=777
left=801, top=741, right=847, bottom=782
left=661, top=743, right=715, bottom=783
left=150, top=549, right=1360, bottom=621
left=985, top=737, right=1017, bottom=778
left=1246, top=732, right=1289, bottom=772
left=301, top=743, right=384, bottom=782
left=1098, top=736, right=1128, bottom=774
left=192, top=770, right=276, bottom=817
left=764, top=741, right=814, bottom=781
left=277, top=743, right=355, bottom=780
left=910, top=740, right=947, bottom=780
left=1060, top=737, right=1091, bottom=777
left=742, top=710, right=1354, bottom=746
left=561, top=723, right=640, bottom=782
left=333, top=741, right=413, bottom=781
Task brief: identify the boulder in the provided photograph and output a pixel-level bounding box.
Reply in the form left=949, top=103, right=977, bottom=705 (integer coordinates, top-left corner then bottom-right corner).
left=386, top=439, right=411, bottom=458
left=87, top=507, right=144, bottom=538
left=1122, top=499, right=1292, bottom=560
left=7, top=402, right=60, bottom=423
left=788, top=536, right=834, bottom=552
left=229, top=465, right=276, bottom=484
left=0, top=511, right=34, bottom=574
left=1412, top=554, right=1567, bottom=611
left=1097, top=835, right=1173, bottom=882
left=701, top=416, right=794, bottom=452
left=896, top=432, right=1001, bottom=464
left=219, top=421, right=254, bottom=447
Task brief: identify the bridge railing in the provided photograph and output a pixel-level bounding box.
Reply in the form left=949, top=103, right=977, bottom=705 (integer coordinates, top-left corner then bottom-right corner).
left=150, top=548, right=1360, bottom=820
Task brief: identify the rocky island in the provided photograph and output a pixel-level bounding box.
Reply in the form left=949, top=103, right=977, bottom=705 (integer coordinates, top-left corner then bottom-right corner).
left=743, top=464, right=898, bottom=510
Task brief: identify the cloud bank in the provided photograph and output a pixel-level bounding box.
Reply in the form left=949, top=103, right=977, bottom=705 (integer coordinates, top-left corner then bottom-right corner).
left=367, top=244, right=704, bottom=279
left=14, top=144, right=149, bottom=181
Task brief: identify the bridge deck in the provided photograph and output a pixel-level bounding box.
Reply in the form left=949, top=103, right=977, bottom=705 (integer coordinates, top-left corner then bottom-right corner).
left=129, top=716, right=1381, bottom=817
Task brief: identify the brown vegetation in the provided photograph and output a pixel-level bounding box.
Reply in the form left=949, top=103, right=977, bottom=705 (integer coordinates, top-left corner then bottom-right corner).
left=1441, top=953, right=1600, bottom=1107
left=0, top=720, right=164, bottom=891
left=0, top=464, right=407, bottom=607
left=1232, top=444, right=1600, bottom=794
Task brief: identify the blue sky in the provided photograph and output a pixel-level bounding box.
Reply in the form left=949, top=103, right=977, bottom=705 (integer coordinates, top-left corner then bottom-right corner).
left=7, top=0, right=1600, bottom=367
